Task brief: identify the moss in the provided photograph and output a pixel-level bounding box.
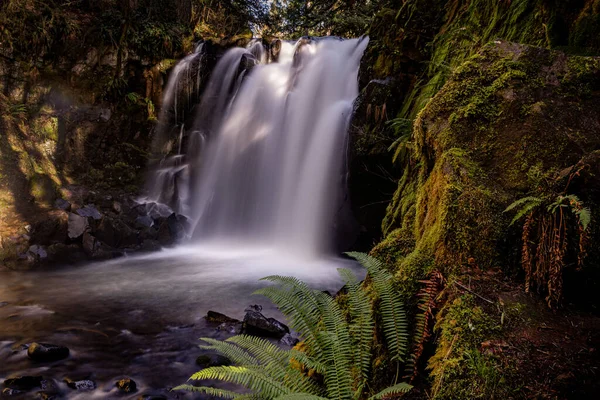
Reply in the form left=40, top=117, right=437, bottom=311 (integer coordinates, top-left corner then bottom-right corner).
left=29, top=173, right=58, bottom=205
left=428, top=294, right=517, bottom=399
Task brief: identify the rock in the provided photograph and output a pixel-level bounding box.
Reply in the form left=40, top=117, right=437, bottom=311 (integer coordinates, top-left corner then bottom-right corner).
left=68, top=213, right=88, bottom=239
left=95, top=217, right=137, bottom=248
left=137, top=395, right=167, bottom=400
left=54, top=198, right=71, bottom=211
left=135, top=215, right=154, bottom=229
left=1, top=388, right=22, bottom=396
left=31, top=213, right=68, bottom=245
left=205, top=311, right=240, bottom=324
left=47, top=243, right=85, bottom=264
left=39, top=379, right=59, bottom=393
left=99, top=108, right=112, bottom=122
left=242, top=311, right=289, bottom=339
left=140, top=239, right=161, bottom=252
left=196, top=353, right=231, bottom=368
left=146, top=203, right=173, bottom=221
left=217, top=321, right=243, bottom=334
left=82, top=232, right=97, bottom=256
left=167, top=213, right=186, bottom=241
left=64, top=379, right=96, bottom=391
left=27, top=343, right=69, bottom=362
left=37, top=392, right=59, bottom=400
left=115, top=378, right=137, bottom=393
left=28, top=245, right=48, bottom=261
left=112, top=201, right=122, bottom=214
left=4, top=376, right=43, bottom=390
left=279, top=333, right=300, bottom=347
left=76, top=205, right=102, bottom=220
left=245, top=305, right=262, bottom=312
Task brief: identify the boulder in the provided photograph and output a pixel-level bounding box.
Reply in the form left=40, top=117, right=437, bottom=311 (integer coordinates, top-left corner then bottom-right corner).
left=95, top=217, right=137, bottom=248
left=167, top=213, right=186, bottom=241
left=54, top=198, right=71, bottom=211
left=242, top=311, right=289, bottom=339
left=1, top=388, right=22, bottom=396
left=135, top=215, right=154, bottom=229
left=27, top=343, right=69, bottom=362
left=115, top=378, right=137, bottom=393
left=28, top=245, right=48, bottom=261
left=140, top=239, right=161, bottom=252
left=67, top=213, right=88, bottom=239
left=76, top=205, right=102, bottom=220
left=279, top=333, right=300, bottom=347
left=4, top=376, right=43, bottom=391
left=217, top=321, right=243, bottom=334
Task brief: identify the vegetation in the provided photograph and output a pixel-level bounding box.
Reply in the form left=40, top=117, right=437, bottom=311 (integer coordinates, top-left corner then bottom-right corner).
left=177, top=253, right=413, bottom=399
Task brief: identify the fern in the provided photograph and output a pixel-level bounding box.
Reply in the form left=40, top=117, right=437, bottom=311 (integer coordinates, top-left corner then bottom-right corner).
left=179, top=253, right=413, bottom=399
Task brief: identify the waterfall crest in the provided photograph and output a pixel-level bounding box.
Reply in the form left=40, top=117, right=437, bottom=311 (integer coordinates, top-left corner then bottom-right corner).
left=145, top=37, right=369, bottom=258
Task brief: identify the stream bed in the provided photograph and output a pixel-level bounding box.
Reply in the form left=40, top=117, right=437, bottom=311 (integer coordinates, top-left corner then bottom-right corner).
left=0, top=247, right=359, bottom=399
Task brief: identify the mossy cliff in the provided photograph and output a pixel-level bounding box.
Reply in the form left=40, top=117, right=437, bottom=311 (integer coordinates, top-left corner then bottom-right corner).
left=367, top=35, right=600, bottom=400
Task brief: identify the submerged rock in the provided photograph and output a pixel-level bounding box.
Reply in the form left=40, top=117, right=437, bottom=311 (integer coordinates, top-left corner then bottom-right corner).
left=116, top=378, right=137, bottom=393
left=27, top=343, right=69, bottom=362
left=242, top=311, right=289, bottom=339
left=4, top=376, right=43, bottom=391
left=64, top=378, right=96, bottom=391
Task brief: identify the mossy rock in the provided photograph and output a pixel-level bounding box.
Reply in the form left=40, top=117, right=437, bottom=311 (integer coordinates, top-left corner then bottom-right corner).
left=380, top=40, right=600, bottom=275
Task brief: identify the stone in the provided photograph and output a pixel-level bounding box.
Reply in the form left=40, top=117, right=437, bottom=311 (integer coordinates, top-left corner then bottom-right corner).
left=54, top=198, right=71, bottom=211
left=99, top=108, right=112, bottom=122
left=28, top=245, right=48, bottom=260
left=147, top=203, right=173, bottom=221
left=217, top=321, right=243, bottom=334
left=196, top=353, right=231, bottom=368
left=64, top=378, right=96, bottom=391
left=76, top=205, right=102, bottom=220
left=137, top=395, right=167, bottom=400
left=82, top=232, right=97, bottom=256
left=140, top=239, right=161, bottom=252
left=166, top=213, right=186, bottom=241
left=39, top=379, right=59, bottom=393
left=2, top=388, right=22, bottom=396
left=31, top=213, right=68, bottom=245
left=67, top=213, right=88, bottom=239
left=205, top=311, right=240, bottom=324
left=27, top=343, right=69, bottom=362
left=47, top=243, right=85, bottom=264
left=37, top=392, right=59, bottom=400
left=112, top=201, right=122, bottom=214
left=115, top=378, right=137, bottom=393
left=242, top=311, right=289, bottom=339
left=135, top=215, right=154, bottom=229
left=95, top=217, right=137, bottom=248
left=279, top=333, right=300, bottom=347
left=4, top=376, right=43, bottom=391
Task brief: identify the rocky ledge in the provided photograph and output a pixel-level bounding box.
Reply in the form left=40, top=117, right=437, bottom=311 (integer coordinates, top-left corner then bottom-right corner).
left=1, top=192, right=189, bottom=268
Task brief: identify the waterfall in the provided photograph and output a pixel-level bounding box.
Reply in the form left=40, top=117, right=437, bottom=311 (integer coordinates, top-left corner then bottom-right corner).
left=146, top=37, right=369, bottom=258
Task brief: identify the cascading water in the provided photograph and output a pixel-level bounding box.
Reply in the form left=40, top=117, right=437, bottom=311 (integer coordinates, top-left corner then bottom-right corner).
left=147, top=37, right=369, bottom=259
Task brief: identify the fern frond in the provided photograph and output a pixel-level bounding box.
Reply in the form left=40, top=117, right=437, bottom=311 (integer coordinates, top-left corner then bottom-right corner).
left=172, top=385, right=251, bottom=398
left=190, top=366, right=290, bottom=399
left=577, top=207, right=591, bottom=230
left=368, top=382, right=413, bottom=399
left=504, top=196, right=542, bottom=212
left=198, top=337, right=259, bottom=366
left=274, top=394, right=330, bottom=400
left=509, top=200, right=542, bottom=226
left=347, top=252, right=409, bottom=363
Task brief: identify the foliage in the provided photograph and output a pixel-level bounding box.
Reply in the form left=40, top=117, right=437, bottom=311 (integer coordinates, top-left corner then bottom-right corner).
left=177, top=252, right=413, bottom=399
left=505, top=192, right=591, bottom=308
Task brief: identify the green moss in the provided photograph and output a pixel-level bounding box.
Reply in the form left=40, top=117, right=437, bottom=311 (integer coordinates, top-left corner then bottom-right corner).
left=29, top=173, right=58, bottom=205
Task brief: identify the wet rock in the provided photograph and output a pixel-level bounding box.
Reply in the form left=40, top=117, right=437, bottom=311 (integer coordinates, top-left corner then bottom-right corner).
left=27, top=343, right=69, bottom=362
left=205, top=311, right=240, bottom=324
left=4, top=376, right=43, bottom=391
left=217, top=321, right=243, bottom=334
left=116, top=378, right=137, bottom=393
left=147, top=203, right=173, bottom=221
left=245, top=305, right=262, bottom=312
left=135, top=215, right=154, bottom=229
left=242, top=311, right=289, bottom=339
left=31, top=213, right=68, bottom=245
left=196, top=353, right=231, bottom=368
left=140, top=239, right=161, bottom=252
left=54, top=198, right=71, bottom=211
left=95, top=217, right=137, bottom=248
left=39, top=379, right=59, bottom=393
left=37, top=392, right=59, bottom=400
left=167, top=213, right=186, bottom=241
left=2, top=388, right=22, bottom=396
left=0, top=302, right=8, bottom=307
left=279, top=333, right=300, bottom=347
left=76, top=205, right=102, bottom=220
left=47, top=243, right=85, bottom=264
left=64, top=378, right=96, bottom=391
left=82, top=232, right=97, bottom=256
left=68, top=213, right=88, bottom=239
left=138, top=395, right=167, bottom=400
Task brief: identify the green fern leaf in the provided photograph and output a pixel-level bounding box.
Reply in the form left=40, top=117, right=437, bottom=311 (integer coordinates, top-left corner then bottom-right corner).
left=198, top=337, right=258, bottom=366
left=368, top=382, right=413, bottom=399
left=504, top=196, right=542, bottom=212
left=274, top=394, right=330, bottom=400
left=190, top=366, right=290, bottom=399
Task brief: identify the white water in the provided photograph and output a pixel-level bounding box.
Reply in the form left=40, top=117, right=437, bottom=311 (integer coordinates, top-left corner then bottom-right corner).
left=147, top=37, right=369, bottom=259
